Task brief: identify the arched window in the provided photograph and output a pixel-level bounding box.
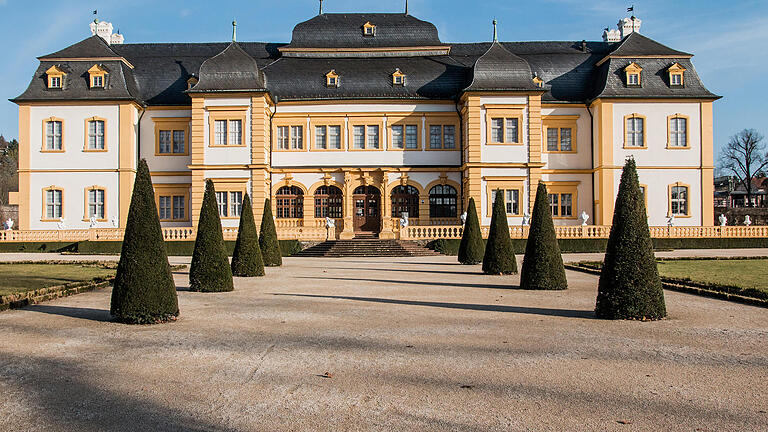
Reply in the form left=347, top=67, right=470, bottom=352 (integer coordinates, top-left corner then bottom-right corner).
left=391, top=185, right=419, bottom=218
left=275, top=186, right=303, bottom=219
left=429, top=184, right=457, bottom=218
left=314, top=185, right=343, bottom=218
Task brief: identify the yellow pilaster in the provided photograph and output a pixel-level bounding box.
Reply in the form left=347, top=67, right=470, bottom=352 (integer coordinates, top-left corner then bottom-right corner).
left=17, top=105, right=30, bottom=230
left=594, top=100, right=614, bottom=225
left=463, top=95, right=483, bottom=210
left=528, top=94, right=542, bottom=213
left=250, top=95, right=269, bottom=226
left=190, top=96, right=205, bottom=227
left=340, top=171, right=355, bottom=239
left=118, top=103, right=136, bottom=228
left=700, top=101, right=714, bottom=226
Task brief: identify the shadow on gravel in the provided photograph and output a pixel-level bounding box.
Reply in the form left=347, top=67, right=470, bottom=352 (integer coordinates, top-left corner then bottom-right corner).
left=304, top=266, right=479, bottom=276
left=273, top=293, right=594, bottom=319
left=25, top=305, right=112, bottom=322
left=297, top=276, right=522, bottom=290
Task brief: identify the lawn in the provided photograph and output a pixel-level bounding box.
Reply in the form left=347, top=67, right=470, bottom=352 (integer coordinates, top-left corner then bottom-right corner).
left=656, top=259, right=768, bottom=293
left=0, top=263, right=115, bottom=297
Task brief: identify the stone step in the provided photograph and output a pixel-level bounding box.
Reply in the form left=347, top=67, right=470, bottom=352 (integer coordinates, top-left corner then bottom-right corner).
left=295, top=240, right=439, bottom=257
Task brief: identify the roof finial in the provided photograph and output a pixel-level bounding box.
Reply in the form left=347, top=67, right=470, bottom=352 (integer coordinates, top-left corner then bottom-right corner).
left=232, top=20, right=237, bottom=42
left=492, top=19, right=498, bottom=42
left=405, top=0, right=408, bottom=14
left=319, top=0, right=323, bottom=14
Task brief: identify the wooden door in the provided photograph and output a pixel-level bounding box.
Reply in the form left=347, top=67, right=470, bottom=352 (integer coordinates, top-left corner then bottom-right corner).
left=353, top=186, right=381, bottom=233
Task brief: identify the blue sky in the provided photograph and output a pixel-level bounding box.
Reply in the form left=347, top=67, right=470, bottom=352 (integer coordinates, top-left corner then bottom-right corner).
left=0, top=0, right=766, bottom=159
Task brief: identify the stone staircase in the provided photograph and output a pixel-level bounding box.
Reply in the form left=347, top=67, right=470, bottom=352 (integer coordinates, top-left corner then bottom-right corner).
left=295, top=239, right=441, bottom=257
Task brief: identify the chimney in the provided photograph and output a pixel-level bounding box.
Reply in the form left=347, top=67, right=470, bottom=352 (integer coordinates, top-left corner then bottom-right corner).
left=580, top=40, right=587, bottom=53
left=89, top=19, right=124, bottom=45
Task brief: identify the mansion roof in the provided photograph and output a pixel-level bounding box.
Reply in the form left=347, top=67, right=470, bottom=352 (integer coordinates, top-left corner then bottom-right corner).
left=13, top=13, right=718, bottom=106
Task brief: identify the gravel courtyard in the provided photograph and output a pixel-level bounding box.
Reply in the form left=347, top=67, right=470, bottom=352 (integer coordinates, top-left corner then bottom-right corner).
left=0, top=255, right=766, bottom=431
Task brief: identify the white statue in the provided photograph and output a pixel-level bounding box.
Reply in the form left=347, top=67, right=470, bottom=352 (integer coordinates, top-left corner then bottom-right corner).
left=718, top=213, right=727, bottom=227
left=744, top=215, right=752, bottom=226
left=89, top=215, right=98, bottom=228
left=111, top=216, right=118, bottom=228
left=522, top=212, right=531, bottom=226
left=4, top=218, right=13, bottom=230
left=56, top=218, right=65, bottom=230
left=325, top=216, right=335, bottom=229
left=580, top=211, right=590, bottom=226
left=666, top=214, right=675, bottom=227
left=400, top=212, right=409, bottom=228
left=460, top=211, right=467, bottom=225
left=325, top=216, right=336, bottom=240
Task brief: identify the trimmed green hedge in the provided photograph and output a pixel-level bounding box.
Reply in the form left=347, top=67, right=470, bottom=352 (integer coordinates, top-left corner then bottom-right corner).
left=427, top=236, right=768, bottom=256
left=58, top=239, right=303, bottom=256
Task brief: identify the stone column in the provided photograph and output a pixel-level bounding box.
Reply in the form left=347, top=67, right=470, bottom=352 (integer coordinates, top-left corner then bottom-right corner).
left=340, top=171, right=355, bottom=239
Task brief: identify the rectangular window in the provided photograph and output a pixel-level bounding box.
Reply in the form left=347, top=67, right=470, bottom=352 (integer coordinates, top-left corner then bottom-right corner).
left=505, top=118, right=519, bottom=143
left=328, top=125, right=341, bottom=149
left=172, top=196, right=185, bottom=220
left=548, top=192, right=574, bottom=217
left=671, top=73, right=682, bottom=86
left=215, top=120, right=228, bottom=146
left=277, top=126, right=289, bottom=150
left=92, top=75, right=103, bottom=88
left=88, top=120, right=105, bottom=150
left=46, top=189, right=63, bottom=219
left=560, top=128, right=572, bottom=151
left=229, top=120, right=242, bottom=146
left=626, top=117, right=644, bottom=147
left=406, top=125, right=418, bottom=149
left=391, top=125, right=404, bottom=149
left=367, top=125, right=379, bottom=149
left=172, top=130, right=185, bottom=154
left=505, top=189, right=519, bottom=215
left=490, top=118, right=504, bottom=143
left=159, top=196, right=171, bottom=220
left=230, top=191, right=243, bottom=218
left=290, top=125, right=303, bottom=150
left=547, top=128, right=559, bottom=151
left=159, top=130, right=172, bottom=154
left=430, top=125, right=442, bottom=149
left=315, top=126, right=327, bottom=149
left=628, top=73, right=639, bottom=86
left=215, top=191, right=228, bottom=217
left=353, top=126, right=365, bottom=149
left=548, top=193, right=559, bottom=217
left=50, top=76, right=61, bottom=88
left=671, top=185, right=688, bottom=215
left=88, top=189, right=105, bottom=219
left=46, top=121, right=62, bottom=151
left=670, top=117, right=687, bottom=147
left=443, top=125, right=455, bottom=149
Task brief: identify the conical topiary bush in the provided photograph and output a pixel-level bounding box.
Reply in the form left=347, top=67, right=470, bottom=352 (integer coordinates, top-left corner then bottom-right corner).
left=458, top=197, right=484, bottom=265
left=596, top=158, right=666, bottom=320
left=111, top=159, right=179, bottom=324
left=520, top=182, right=567, bottom=290
left=231, top=193, right=265, bottom=277
left=259, top=198, right=282, bottom=267
left=189, top=179, right=234, bottom=292
left=482, top=190, right=517, bottom=275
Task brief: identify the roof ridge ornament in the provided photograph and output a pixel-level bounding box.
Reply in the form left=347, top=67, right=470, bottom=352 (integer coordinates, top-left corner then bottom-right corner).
left=405, top=0, right=408, bottom=15
left=232, top=20, right=237, bottom=42
left=319, top=0, right=323, bottom=15
left=492, top=19, right=498, bottom=43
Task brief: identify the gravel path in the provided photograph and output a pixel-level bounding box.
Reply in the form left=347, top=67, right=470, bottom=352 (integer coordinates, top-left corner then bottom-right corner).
left=0, top=255, right=766, bottom=431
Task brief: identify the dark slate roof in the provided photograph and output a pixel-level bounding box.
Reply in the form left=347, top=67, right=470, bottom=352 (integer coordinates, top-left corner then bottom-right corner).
left=284, top=13, right=443, bottom=49
left=189, top=42, right=267, bottom=93
left=591, top=58, right=718, bottom=100
left=12, top=60, right=142, bottom=103
left=607, top=32, right=691, bottom=57
left=264, top=55, right=466, bottom=100
left=39, top=35, right=123, bottom=60
left=464, top=42, right=541, bottom=92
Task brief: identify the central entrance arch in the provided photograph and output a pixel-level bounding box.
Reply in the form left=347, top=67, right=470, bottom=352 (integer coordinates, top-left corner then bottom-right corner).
left=353, top=185, right=381, bottom=235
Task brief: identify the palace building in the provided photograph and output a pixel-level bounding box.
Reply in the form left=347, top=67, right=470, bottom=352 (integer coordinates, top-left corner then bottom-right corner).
left=10, top=12, right=719, bottom=240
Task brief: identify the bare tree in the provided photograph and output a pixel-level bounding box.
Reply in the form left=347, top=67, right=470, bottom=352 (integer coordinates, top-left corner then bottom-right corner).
left=719, top=129, right=767, bottom=207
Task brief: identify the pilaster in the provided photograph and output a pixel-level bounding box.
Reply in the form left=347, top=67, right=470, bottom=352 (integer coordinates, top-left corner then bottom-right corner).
left=190, top=96, right=205, bottom=227
left=594, top=100, right=614, bottom=225
left=17, top=105, right=30, bottom=230
left=118, top=103, right=136, bottom=228
left=700, top=101, right=714, bottom=226
left=527, top=94, right=542, bottom=213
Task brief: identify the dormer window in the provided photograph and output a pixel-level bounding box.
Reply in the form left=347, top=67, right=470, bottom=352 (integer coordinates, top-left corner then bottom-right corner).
left=532, top=76, right=544, bottom=88
left=624, top=62, right=642, bottom=87
left=392, top=69, right=406, bottom=86
left=45, top=65, right=66, bottom=89
left=187, top=76, right=199, bottom=90
left=362, top=22, right=376, bottom=37
left=87, top=64, right=108, bottom=89
left=326, top=70, right=340, bottom=88
left=668, top=63, right=686, bottom=87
